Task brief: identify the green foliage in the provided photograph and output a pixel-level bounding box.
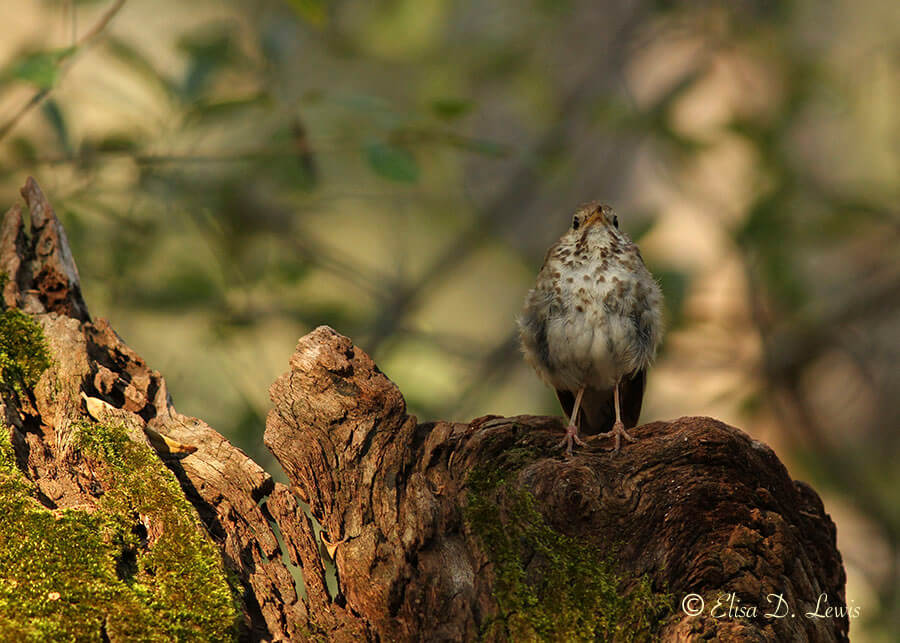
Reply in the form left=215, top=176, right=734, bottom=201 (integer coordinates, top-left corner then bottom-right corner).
left=3, top=47, right=74, bottom=90
left=364, top=141, right=420, bottom=182
left=0, top=420, right=239, bottom=641
left=0, top=307, right=52, bottom=398
left=177, top=25, right=243, bottom=100
left=41, top=99, right=71, bottom=156
left=464, top=460, right=672, bottom=641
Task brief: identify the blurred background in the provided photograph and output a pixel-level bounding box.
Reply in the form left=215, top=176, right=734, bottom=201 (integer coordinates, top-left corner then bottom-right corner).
left=0, top=0, right=897, bottom=638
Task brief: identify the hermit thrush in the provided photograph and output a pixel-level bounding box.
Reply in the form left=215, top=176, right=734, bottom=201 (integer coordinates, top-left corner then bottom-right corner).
left=518, top=202, right=663, bottom=456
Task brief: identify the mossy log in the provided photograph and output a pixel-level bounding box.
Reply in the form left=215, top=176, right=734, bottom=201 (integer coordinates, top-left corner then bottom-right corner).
left=0, top=178, right=848, bottom=641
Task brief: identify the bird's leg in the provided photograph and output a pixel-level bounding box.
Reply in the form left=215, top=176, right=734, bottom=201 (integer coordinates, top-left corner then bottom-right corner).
left=597, top=378, right=637, bottom=453
left=559, top=387, right=587, bottom=457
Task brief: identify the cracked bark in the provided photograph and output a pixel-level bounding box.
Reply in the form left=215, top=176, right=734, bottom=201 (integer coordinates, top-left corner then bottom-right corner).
left=1, top=178, right=848, bottom=642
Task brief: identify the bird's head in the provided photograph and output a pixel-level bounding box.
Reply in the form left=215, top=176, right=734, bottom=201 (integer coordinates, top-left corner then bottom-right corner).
left=569, top=202, right=619, bottom=238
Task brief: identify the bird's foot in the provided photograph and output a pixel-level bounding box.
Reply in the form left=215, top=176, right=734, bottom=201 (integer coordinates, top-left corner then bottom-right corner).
left=597, top=421, right=637, bottom=453
left=558, top=422, right=587, bottom=457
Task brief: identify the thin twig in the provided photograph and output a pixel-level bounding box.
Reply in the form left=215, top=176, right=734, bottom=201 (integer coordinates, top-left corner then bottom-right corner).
left=75, top=0, right=127, bottom=48
left=0, top=90, right=50, bottom=142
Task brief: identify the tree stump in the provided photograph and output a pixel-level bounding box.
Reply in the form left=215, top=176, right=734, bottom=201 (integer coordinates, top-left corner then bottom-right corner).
left=0, top=178, right=848, bottom=641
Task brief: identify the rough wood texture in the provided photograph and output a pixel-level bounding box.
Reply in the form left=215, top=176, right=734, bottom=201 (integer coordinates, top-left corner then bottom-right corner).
left=2, top=179, right=306, bottom=640
left=266, top=327, right=848, bottom=642
left=2, top=179, right=848, bottom=641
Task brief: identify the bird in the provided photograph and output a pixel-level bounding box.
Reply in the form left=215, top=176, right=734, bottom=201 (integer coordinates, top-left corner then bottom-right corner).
left=518, top=202, right=663, bottom=456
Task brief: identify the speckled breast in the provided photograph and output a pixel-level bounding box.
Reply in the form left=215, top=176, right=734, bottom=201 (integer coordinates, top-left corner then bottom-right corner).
left=538, top=242, right=661, bottom=391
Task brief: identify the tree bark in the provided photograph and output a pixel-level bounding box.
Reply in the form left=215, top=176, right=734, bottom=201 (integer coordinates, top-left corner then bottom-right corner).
left=0, top=178, right=848, bottom=641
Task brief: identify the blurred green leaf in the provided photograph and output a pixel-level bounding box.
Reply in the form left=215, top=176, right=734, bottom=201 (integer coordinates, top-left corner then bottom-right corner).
left=430, top=98, right=473, bottom=120
left=285, top=0, right=329, bottom=27
left=364, top=141, right=420, bottom=183
left=5, top=47, right=75, bottom=90
left=41, top=99, right=72, bottom=156
left=178, top=25, right=240, bottom=99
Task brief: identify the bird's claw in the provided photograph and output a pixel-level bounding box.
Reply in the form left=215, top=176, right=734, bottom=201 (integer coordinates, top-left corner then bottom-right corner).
left=558, top=422, right=587, bottom=457
left=597, top=421, right=636, bottom=453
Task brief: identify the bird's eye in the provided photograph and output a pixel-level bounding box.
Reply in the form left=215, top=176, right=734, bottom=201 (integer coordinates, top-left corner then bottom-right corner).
left=572, top=215, right=581, bottom=230
left=612, top=215, right=619, bottom=229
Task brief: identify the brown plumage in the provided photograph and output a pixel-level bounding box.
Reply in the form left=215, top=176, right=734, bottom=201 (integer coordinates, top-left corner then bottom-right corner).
left=518, top=202, right=663, bottom=456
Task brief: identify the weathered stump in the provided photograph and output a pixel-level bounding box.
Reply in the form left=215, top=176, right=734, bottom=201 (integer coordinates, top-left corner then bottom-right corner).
left=264, top=327, right=847, bottom=642
left=0, top=178, right=847, bottom=641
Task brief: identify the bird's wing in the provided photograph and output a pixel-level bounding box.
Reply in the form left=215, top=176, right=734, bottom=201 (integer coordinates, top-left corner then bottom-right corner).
left=555, top=368, right=646, bottom=436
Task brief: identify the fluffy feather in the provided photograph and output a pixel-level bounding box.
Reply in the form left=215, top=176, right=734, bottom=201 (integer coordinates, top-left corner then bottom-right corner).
left=518, top=202, right=663, bottom=445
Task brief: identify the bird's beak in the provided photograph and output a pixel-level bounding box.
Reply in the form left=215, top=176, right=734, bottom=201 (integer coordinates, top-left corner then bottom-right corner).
left=583, top=210, right=604, bottom=229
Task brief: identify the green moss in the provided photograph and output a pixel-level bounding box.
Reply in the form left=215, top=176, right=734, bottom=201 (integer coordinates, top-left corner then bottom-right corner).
left=0, top=307, right=52, bottom=398
left=464, top=459, right=672, bottom=642
left=0, top=421, right=239, bottom=641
